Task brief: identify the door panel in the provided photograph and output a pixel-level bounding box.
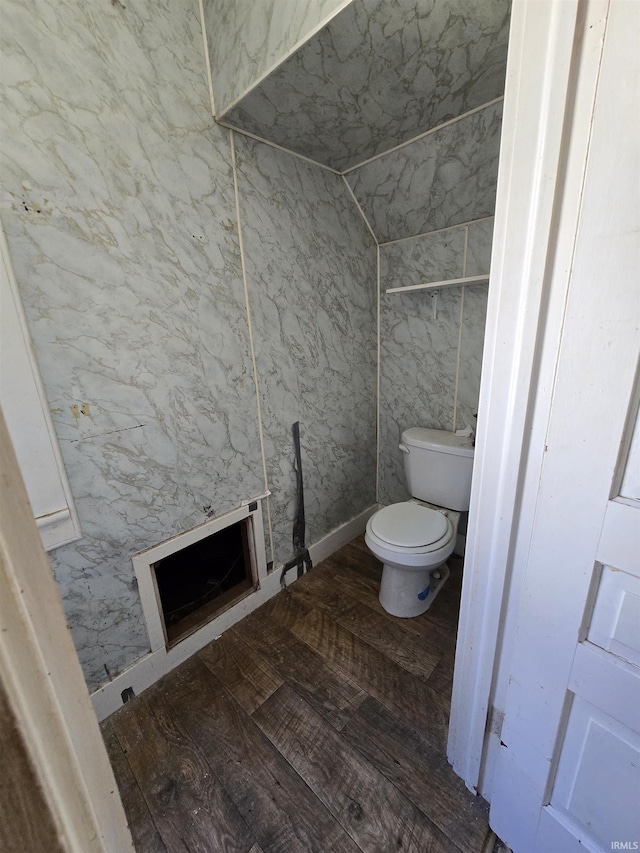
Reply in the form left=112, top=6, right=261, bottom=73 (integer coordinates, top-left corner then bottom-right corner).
left=550, top=696, right=640, bottom=850
left=619, top=406, right=640, bottom=501
left=568, top=643, right=639, bottom=736
left=588, top=566, right=640, bottom=668
left=596, top=501, right=640, bottom=570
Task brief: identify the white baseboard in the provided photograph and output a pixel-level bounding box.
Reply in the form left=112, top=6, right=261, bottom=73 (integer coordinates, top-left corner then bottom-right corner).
left=91, top=504, right=377, bottom=721
left=90, top=569, right=282, bottom=722
left=308, top=504, right=377, bottom=566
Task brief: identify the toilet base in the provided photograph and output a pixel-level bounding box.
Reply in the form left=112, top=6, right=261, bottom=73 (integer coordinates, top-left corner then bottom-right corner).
left=379, top=561, right=451, bottom=618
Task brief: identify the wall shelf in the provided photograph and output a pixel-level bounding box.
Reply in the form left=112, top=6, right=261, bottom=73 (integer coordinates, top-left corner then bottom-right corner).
left=385, top=274, right=490, bottom=294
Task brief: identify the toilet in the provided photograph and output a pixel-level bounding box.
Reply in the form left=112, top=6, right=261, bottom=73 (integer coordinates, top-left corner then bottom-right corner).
left=365, top=427, right=474, bottom=618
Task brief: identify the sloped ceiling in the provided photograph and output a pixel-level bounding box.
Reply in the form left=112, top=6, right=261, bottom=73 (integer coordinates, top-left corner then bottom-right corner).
left=218, top=0, right=511, bottom=173
left=345, top=100, right=502, bottom=241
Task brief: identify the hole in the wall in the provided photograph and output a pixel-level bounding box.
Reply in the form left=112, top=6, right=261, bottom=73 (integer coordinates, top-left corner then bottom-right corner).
left=133, top=503, right=266, bottom=655
left=152, top=517, right=256, bottom=649
left=121, top=687, right=135, bottom=703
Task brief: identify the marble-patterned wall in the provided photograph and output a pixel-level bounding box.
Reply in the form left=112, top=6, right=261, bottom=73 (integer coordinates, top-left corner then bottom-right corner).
left=202, top=0, right=348, bottom=115
left=378, top=218, right=493, bottom=504
left=346, top=101, right=502, bottom=241
left=0, top=0, right=266, bottom=689
left=1, top=0, right=377, bottom=691
left=221, top=0, right=510, bottom=172
left=206, top=2, right=506, bottom=514
left=340, top=96, right=500, bottom=506
left=234, top=135, right=378, bottom=562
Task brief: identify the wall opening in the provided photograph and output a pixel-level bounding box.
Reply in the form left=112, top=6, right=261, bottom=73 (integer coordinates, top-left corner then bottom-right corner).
left=153, top=518, right=255, bottom=648
left=133, top=502, right=267, bottom=655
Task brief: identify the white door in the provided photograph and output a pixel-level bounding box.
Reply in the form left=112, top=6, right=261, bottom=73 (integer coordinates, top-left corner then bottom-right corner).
left=489, top=2, right=640, bottom=851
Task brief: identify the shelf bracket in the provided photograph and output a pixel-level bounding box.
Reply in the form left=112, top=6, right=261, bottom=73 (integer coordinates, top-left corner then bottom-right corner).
left=431, top=291, right=438, bottom=320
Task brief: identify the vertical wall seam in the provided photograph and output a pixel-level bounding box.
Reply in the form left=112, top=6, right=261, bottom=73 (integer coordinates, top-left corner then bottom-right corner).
left=341, top=174, right=380, bottom=505
left=453, top=288, right=465, bottom=434
left=453, top=226, right=470, bottom=433
left=341, top=176, right=379, bottom=245
left=376, top=243, right=381, bottom=504
left=197, top=0, right=216, bottom=117
left=462, top=222, right=469, bottom=277
left=229, top=129, right=274, bottom=561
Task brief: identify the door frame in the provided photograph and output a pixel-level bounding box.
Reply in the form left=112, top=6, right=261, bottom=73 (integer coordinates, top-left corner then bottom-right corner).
left=0, top=407, right=134, bottom=852
left=447, top=0, right=610, bottom=794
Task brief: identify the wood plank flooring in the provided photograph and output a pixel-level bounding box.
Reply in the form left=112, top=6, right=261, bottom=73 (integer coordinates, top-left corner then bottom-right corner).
left=103, top=536, right=494, bottom=853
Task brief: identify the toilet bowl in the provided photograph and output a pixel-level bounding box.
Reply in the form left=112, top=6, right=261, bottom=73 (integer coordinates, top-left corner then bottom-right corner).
left=365, top=500, right=459, bottom=617
left=365, top=426, right=473, bottom=617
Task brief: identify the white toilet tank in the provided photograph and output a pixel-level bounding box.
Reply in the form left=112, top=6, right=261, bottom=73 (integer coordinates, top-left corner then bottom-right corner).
left=401, top=427, right=474, bottom=511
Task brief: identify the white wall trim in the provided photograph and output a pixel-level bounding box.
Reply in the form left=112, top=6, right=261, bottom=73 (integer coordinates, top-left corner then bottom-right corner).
left=221, top=121, right=341, bottom=175
left=221, top=98, right=504, bottom=181
left=342, top=176, right=379, bottom=244
left=36, top=507, right=79, bottom=552
left=215, top=0, right=355, bottom=119
left=197, top=0, right=216, bottom=117
left=452, top=283, right=465, bottom=435
left=230, top=128, right=275, bottom=561
left=307, top=504, right=378, bottom=567
left=91, top=504, right=376, bottom=721
left=375, top=243, right=381, bottom=503
left=91, top=563, right=281, bottom=723
left=132, top=500, right=269, bottom=655
left=340, top=97, right=504, bottom=176
left=378, top=215, right=494, bottom=248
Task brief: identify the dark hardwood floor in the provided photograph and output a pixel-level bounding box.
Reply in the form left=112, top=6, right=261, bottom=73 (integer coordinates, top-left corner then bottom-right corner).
left=103, top=536, right=495, bottom=853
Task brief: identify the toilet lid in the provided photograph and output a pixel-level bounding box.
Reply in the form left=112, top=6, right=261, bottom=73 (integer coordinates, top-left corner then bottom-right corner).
left=371, top=502, right=448, bottom=548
